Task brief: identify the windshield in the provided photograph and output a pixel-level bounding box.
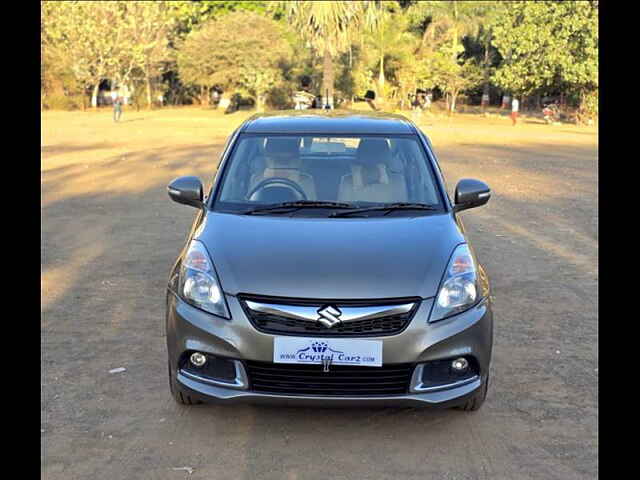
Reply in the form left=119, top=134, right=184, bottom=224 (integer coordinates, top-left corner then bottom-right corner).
left=213, top=134, right=444, bottom=216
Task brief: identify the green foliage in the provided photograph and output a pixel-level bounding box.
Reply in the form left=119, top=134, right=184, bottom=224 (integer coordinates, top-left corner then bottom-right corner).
left=491, top=1, right=598, bottom=97
left=347, top=44, right=376, bottom=99
left=168, top=1, right=270, bottom=39
left=274, top=1, right=385, bottom=104
left=42, top=94, right=85, bottom=111
left=390, top=3, right=487, bottom=111
left=41, top=0, right=598, bottom=113
left=42, top=1, right=126, bottom=95
left=433, top=52, right=482, bottom=90
left=364, top=4, right=417, bottom=88
left=121, top=2, right=176, bottom=107
left=42, top=1, right=177, bottom=108
left=265, top=84, right=295, bottom=110
left=578, top=90, right=598, bottom=123
left=406, top=0, right=493, bottom=56
left=273, top=1, right=380, bottom=56
left=334, top=50, right=358, bottom=101
left=239, top=69, right=283, bottom=111
left=420, top=43, right=483, bottom=112
left=176, top=11, right=292, bottom=107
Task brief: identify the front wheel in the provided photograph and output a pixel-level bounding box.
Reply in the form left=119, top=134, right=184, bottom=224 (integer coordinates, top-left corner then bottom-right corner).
left=457, top=375, right=489, bottom=412
left=168, top=360, right=202, bottom=406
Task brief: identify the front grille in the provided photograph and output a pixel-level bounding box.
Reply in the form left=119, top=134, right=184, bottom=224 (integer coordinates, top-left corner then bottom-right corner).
left=239, top=295, right=419, bottom=337
left=245, top=361, right=414, bottom=396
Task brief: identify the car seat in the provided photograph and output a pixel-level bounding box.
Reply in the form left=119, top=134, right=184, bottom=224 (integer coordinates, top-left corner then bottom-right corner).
left=337, top=139, right=407, bottom=203
left=249, top=138, right=316, bottom=200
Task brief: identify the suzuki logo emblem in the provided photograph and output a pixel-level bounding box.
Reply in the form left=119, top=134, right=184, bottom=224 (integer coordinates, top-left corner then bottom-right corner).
left=317, top=305, right=342, bottom=328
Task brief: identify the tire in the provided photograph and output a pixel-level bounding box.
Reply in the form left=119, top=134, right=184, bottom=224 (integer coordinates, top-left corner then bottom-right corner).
left=168, top=360, right=202, bottom=406
left=457, top=375, right=489, bottom=412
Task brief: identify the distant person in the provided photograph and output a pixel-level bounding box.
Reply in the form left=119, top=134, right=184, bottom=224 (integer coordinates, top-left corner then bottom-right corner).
left=113, top=92, right=123, bottom=122
left=542, top=101, right=559, bottom=124
left=293, top=90, right=315, bottom=110
left=219, top=96, right=231, bottom=111
left=293, top=77, right=315, bottom=110
left=511, top=97, right=519, bottom=126
left=364, top=90, right=378, bottom=111
left=212, top=89, right=220, bottom=109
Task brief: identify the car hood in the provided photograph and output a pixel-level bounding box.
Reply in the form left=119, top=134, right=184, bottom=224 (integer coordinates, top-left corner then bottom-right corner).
left=196, top=212, right=465, bottom=300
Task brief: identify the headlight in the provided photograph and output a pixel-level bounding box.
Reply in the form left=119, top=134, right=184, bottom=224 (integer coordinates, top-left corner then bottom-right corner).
left=430, top=244, right=479, bottom=322
left=179, top=240, right=230, bottom=318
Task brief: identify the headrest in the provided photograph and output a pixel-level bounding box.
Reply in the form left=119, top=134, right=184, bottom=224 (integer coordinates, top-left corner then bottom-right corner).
left=352, top=139, right=393, bottom=187
left=356, top=139, right=392, bottom=166
left=264, top=137, right=301, bottom=169
left=265, top=137, right=300, bottom=156
left=356, top=138, right=403, bottom=172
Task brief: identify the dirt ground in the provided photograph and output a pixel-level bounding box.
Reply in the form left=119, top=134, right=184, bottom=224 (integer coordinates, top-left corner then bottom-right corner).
left=41, top=106, right=597, bottom=480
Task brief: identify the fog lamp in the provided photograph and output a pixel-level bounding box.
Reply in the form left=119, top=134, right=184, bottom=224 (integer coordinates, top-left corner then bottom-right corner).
left=190, top=352, right=207, bottom=367
left=451, top=357, right=469, bottom=373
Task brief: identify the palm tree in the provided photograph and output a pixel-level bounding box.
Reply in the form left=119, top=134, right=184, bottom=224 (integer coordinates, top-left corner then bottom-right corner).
left=364, top=7, right=421, bottom=103
left=406, top=1, right=490, bottom=113
left=274, top=1, right=381, bottom=108
left=427, top=1, right=484, bottom=58
left=364, top=2, right=402, bottom=96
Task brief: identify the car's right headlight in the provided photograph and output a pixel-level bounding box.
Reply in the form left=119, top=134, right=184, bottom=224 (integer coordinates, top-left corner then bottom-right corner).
left=429, top=244, right=479, bottom=322
left=179, top=240, right=230, bottom=318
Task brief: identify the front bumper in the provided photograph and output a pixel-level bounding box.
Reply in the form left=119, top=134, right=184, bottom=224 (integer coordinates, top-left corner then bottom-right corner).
left=176, top=370, right=484, bottom=408
left=166, top=293, right=493, bottom=407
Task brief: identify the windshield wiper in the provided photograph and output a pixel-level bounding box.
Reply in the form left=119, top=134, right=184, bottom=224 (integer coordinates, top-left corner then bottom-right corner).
left=243, top=201, right=353, bottom=215
left=329, top=203, right=439, bottom=217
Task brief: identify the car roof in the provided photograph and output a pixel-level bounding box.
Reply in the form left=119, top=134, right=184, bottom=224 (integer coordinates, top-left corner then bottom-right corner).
left=240, top=110, right=417, bottom=135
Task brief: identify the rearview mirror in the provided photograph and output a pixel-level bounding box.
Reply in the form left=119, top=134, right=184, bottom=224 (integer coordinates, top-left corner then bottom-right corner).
left=167, top=176, right=204, bottom=209
left=453, top=179, right=491, bottom=213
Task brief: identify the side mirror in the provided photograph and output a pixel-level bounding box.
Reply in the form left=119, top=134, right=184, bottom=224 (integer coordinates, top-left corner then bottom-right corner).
left=453, top=179, right=491, bottom=213
left=167, top=176, right=204, bottom=209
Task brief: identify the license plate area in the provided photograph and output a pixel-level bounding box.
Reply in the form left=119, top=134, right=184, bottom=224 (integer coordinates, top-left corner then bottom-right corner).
left=273, top=337, right=382, bottom=367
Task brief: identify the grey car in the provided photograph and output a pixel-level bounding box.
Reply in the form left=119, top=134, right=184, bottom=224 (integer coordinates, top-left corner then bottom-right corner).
left=166, top=111, right=493, bottom=410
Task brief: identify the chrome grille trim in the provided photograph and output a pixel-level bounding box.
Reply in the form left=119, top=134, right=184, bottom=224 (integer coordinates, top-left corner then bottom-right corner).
left=239, top=296, right=420, bottom=337
left=244, top=300, right=415, bottom=323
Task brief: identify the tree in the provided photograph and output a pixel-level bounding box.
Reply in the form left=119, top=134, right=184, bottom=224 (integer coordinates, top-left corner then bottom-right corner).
left=430, top=49, right=483, bottom=113
left=239, top=69, right=282, bottom=111
left=394, top=37, right=428, bottom=109
left=490, top=1, right=598, bottom=109
left=168, top=1, right=269, bottom=39
left=459, top=2, right=506, bottom=108
left=120, top=2, right=175, bottom=109
left=42, top=2, right=177, bottom=109
left=42, top=1, right=128, bottom=107
left=406, top=1, right=486, bottom=56
left=273, top=1, right=382, bottom=108
left=176, top=11, right=292, bottom=109
left=403, top=1, right=491, bottom=113
left=363, top=1, right=415, bottom=99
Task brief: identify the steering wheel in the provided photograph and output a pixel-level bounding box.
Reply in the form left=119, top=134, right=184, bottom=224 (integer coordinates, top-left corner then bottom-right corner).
left=247, top=177, right=308, bottom=201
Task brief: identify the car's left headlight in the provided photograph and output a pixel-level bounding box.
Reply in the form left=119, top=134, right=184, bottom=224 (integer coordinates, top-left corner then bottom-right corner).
left=179, top=240, right=230, bottom=318
left=430, top=244, right=479, bottom=322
